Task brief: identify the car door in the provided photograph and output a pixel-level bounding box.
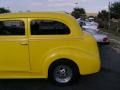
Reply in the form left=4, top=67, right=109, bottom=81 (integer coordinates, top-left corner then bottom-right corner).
left=0, top=18, right=30, bottom=71
left=28, top=18, right=71, bottom=72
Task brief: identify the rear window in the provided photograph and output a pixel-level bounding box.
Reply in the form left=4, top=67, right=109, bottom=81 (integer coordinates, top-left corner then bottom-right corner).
left=31, top=20, right=70, bottom=35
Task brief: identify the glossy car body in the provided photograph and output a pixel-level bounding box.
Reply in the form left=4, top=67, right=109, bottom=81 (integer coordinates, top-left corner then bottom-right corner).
left=0, top=12, right=100, bottom=79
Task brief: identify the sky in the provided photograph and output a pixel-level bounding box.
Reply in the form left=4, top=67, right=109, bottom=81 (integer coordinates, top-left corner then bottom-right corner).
left=0, top=0, right=119, bottom=13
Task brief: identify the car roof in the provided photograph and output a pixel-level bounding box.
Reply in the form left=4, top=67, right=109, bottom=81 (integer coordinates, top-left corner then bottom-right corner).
left=0, top=12, right=72, bottom=19
left=0, top=12, right=83, bottom=36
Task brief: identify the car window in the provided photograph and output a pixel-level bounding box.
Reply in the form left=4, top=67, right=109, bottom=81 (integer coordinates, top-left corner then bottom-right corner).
left=31, top=20, right=70, bottom=35
left=0, top=20, right=25, bottom=35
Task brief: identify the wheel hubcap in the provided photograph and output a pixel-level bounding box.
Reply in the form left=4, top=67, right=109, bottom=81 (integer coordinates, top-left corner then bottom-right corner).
left=54, top=65, right=72, bottom=83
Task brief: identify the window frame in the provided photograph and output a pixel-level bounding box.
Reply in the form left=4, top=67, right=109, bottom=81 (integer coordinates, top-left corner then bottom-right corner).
left=29, top=18, right=71, bottom=36
left=0, top=18, right=26, bottom=37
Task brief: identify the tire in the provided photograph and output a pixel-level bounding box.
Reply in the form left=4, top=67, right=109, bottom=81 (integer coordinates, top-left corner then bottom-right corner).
left=48, top=60, right=79, bottom=85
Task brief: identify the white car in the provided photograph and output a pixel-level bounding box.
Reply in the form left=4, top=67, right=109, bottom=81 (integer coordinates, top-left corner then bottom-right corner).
left=82, top=21, right=99, bottom=31
left=84, top=29, right=109, bottom=44
left=82, top=25, right=99, bottom=31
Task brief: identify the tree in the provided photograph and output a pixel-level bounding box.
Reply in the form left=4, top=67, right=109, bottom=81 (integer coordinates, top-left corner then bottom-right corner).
left=71, top=8, right=86, bottom=19
left=97, top=10, right=109, bottom=28
left=110, top=1, right=120, bottom=19
left=97, top=10, right=108, bottom=21
left=0, top=7, right=10, bottom=14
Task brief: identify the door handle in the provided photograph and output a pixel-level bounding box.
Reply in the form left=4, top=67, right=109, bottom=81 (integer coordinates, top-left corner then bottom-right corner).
left=20, top=39, right=28, bottom=45
left=21, top=42, right=28, bottom=45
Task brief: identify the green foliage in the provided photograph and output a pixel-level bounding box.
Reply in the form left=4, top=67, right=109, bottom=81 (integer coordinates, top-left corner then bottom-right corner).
left=71, top=8, right=86, bottom=19
left=110, top=1, right=120, bottom=19
left=0, top=7, right=10, bottom=14
left=97, top=10, right=109, bottom=29
left=97, top=10, right=108, bottom=21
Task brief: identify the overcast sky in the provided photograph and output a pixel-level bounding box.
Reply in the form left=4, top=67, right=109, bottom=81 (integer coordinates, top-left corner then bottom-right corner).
left=0, top=0, right=119, bottom=13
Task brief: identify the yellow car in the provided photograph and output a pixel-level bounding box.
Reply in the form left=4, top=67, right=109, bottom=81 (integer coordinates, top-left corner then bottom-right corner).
left=0, top=12, right=100, bottom=85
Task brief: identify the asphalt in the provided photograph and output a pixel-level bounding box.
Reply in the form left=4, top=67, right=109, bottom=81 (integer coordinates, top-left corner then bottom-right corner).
left=0, top=45, right=120, bottom=90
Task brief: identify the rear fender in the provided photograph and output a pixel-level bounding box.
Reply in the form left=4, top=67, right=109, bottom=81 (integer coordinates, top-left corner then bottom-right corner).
left=41, top=47, right=98, bottom=77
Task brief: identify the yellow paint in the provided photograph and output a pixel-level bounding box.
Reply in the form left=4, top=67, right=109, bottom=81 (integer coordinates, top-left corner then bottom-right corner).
left=0, top=12, right=100, bottom=78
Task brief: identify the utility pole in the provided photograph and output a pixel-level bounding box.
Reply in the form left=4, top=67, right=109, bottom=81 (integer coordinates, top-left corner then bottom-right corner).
left=108, top=1, right=111, bottom=31
left=74, top=0, right=78, bottom=8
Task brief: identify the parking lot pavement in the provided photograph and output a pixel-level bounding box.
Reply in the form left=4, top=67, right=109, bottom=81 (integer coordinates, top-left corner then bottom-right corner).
left=0, top=45, right=120, bottom=90
left=99, top=45, right=120, bottom=73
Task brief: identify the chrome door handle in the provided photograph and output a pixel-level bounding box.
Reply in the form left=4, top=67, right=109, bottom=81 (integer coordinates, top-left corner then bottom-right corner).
left=21, top=42, right=28, bottom=45
left=20, top=39, right=28, bottom=45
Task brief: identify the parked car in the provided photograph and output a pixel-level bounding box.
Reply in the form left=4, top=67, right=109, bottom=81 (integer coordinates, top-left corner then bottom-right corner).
left=83, top=28, right=109, bottom=44
left=82, top=21, right=99, bottom=32
left=0, top=12, right=100, bottom=85
left=77, top=20, right=99, bottom=32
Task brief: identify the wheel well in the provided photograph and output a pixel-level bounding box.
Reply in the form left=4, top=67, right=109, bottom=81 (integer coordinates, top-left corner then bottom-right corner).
left=48, top=58, right=80, bottom=76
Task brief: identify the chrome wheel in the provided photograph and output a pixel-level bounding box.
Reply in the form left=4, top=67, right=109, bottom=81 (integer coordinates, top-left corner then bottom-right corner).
left=54, top=65, right=73, bottom=83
